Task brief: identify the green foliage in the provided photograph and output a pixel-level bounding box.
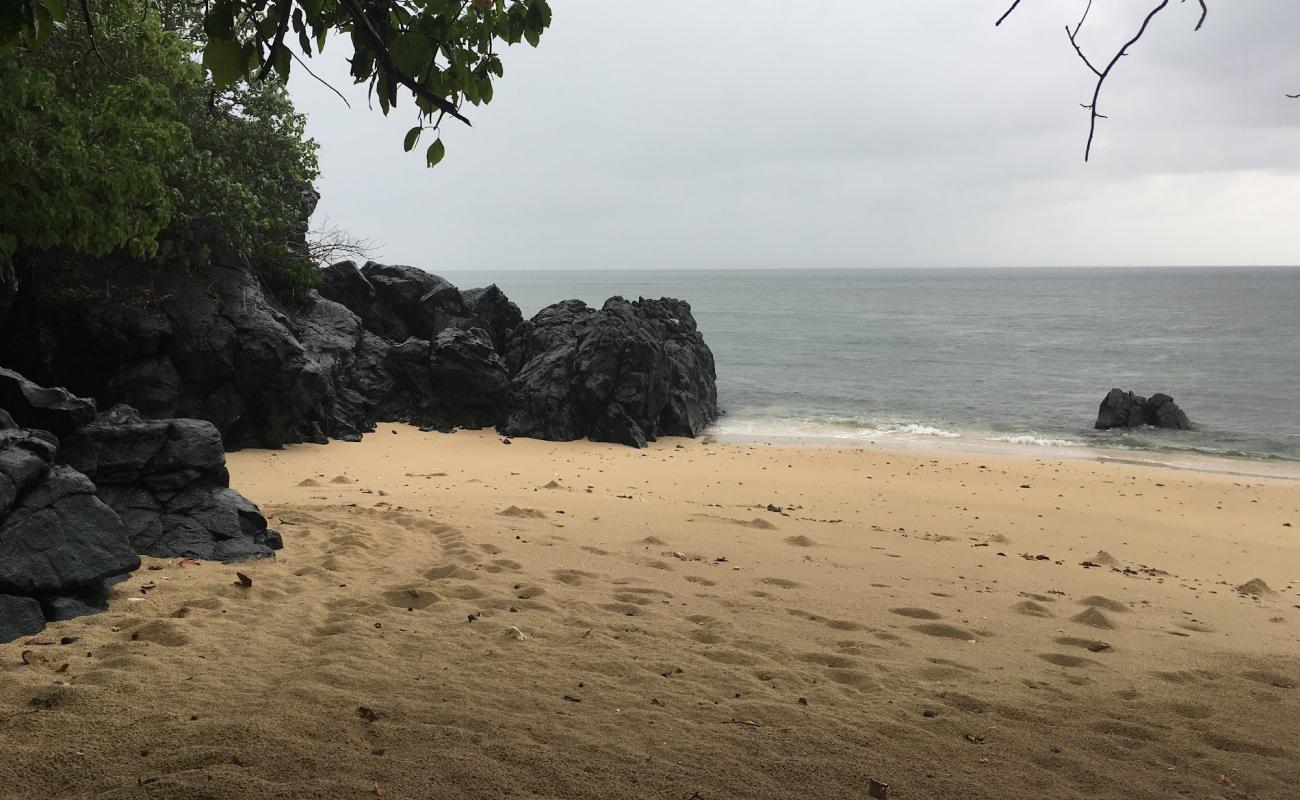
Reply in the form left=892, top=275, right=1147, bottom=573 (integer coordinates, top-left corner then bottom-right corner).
left=0, top=1, right=321, bottom=298
left=192, top=0, right=552, bottom=166
left=0, top=4, right=191, bottom=274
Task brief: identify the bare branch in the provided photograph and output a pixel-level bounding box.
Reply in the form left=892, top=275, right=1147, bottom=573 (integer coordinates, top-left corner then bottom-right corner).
left=1079, top=0, right=1175, bottom=161
left=995, top=0, right=1023, bottom=27
left=1065, top=0, right=1101, bottom=77
left=289, top=48, right=350, bottom=108
left=307, top=220, right=378, bottom=266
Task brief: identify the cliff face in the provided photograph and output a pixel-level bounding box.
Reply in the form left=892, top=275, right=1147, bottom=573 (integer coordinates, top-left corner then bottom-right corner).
left=0, top=258, right=719, bottom=450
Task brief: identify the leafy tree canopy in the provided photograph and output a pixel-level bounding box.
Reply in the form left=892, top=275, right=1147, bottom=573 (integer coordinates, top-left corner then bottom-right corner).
left=3, top=0, right=553, bottom=167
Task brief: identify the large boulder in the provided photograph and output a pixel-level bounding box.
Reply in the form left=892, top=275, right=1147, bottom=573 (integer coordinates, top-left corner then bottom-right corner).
left=0, top=428, right=139, bottom=599
left=1095, top=389, right=1191, bottom=430
left=61, top=405, right=280, bottom=561
left=502, top=297, right=718, bottom=447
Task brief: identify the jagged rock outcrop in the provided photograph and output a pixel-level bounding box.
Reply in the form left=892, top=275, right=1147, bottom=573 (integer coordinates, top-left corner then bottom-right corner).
left=502, top=297, right=718, bottom=447
left=62, top=405, right=281, bottom=561
left=0, top=372, right=278, bottom=642
left=1095, top=389, right=1191, bottom=430
left=1, top=259, right=719, bottom=450
left=0, top=426, right=140, bottom=632
left=0, top=259, right=335, bottom=449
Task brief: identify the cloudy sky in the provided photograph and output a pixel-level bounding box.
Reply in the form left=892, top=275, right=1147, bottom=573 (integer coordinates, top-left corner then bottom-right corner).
left=290, top=1, right=1300, bottom=270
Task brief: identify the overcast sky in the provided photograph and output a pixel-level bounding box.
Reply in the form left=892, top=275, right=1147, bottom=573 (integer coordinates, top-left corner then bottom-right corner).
left=290, top=1, right=1300, bottom=270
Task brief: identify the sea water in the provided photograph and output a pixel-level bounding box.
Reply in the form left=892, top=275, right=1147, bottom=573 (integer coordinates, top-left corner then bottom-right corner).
left=441, top=267, right=1300, bottom=465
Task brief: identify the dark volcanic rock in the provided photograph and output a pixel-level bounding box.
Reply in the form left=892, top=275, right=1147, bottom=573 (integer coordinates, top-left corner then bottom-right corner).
left=0, top=593, right=45, bottom=641
left=319, top=261, right=480, bottom=344
left=0, top=429, right=139, bottom=597
left=502, top=297, right=718, bottom=447
left=0, top=366, right=97, bottom=436
left=0, top=259, right=334, bottom=449
left=1095, top=388, right=1191, bottom=430
left=62, top=405, right=279, bottom=561
left=424, top=328, right=511, bottom=429
left=461, top=285, right=523, bottom=354
left=1145, top=393, right=1191, bottom=430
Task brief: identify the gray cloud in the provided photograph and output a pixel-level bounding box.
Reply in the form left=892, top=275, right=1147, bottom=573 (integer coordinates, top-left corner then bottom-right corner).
left=291, top=0, right=1300, bottom=270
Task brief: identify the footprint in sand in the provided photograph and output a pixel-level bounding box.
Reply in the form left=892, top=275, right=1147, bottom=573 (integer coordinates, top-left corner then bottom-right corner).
left=515, top=586, right=546, bottom=600
left=760, top=577, right=801, bottom=589
left=478, top=543, right=504, bottom=555
left=1078, top=595, right=1131, bottom=613
left=913, top=623, right=977, bottom=641
left=1039, top=653, right=1095, bottom=668
left=783, top=535, right=818, bottom=547
left=381, top=587, right=442, bottom=609
left=798, top=652, right=858, bottom=669
left=1070, top=607, right=1118, bottom=629
left=1014, top=600, right=1055, bottom=618
left=1054, top=636, right=1111, bottom=652
left=1241, top=670, right=1296, bottom=689
left=688, top=629, right=725, bottom=644
left=424, top=564, right=478, bottom=581
left=601, top=602, right=646, bottom=617
left=890, top=607, right=942, bottom=620
left=684, top=575, right=717, bottom=587
left=552, top=569, right=596, bottom=586
left=824, top=619, right=865, bottom=631
left=128, top=620, right=190, bottom=647
left=499, top=506, right=546, bottom=519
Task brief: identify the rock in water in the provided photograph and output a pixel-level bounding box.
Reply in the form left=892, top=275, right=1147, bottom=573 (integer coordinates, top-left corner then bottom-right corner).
left=1095, top=388, right=1190, bottom=430
left=502, top=297, right=718, bottom=447
left=61, top=405, right=279, bottom=561
left=1145, top=393, right=1191, bottom=430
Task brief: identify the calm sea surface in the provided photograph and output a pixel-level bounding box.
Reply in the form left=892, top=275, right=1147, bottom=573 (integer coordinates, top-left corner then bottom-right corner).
left=441, top=268, right=1300, bottom=463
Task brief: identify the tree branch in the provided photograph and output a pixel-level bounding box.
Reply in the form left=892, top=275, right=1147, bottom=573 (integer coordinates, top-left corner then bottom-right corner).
left=79, top=0, right=128, bottom=80
left=336, top=0, right=471, bottom=125
left=1079, top=0, right=1174, bottom=161
left=995, top=0, right=1023, bottom=27
left=255, top=0, right=291, bottom=82
left=1065, top=0, right=1101, bottom=77
left=289, top=48, right=350, bottom=108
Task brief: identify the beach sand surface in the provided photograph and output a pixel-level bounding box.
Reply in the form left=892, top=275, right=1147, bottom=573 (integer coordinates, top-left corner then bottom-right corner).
left=2, top=425, right=1298, bottom=799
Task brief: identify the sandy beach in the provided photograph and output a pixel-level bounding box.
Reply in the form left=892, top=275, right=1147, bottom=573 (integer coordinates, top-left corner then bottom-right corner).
left=2, top=426, right=1297, bottom=799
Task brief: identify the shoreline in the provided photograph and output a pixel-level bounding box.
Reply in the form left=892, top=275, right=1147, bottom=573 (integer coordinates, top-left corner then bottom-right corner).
left=705, top=427, right=1300, bottom=481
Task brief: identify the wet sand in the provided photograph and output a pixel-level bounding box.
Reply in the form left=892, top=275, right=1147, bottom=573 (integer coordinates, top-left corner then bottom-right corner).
left=2, top=425, right=1297, bottom=799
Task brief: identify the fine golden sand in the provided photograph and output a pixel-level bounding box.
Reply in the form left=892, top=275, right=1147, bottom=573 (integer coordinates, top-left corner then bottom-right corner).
left=2, top=426, right=1298, bottom=799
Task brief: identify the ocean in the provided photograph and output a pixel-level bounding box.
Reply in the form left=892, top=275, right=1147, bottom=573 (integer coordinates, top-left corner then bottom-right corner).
left=442, top=267, right=1300, bottom=465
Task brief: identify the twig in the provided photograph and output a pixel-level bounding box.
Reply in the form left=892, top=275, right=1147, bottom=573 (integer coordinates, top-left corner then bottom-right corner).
left=289, top=50, right=351, bottom=108
left=719, top=719, right=764, bottom=727
left=79, top=0, right=128, bottom=80
left=995, top=0, right=1023, bottom=27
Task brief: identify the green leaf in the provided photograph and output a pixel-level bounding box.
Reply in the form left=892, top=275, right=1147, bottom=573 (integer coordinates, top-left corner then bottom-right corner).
left=426, top=138, right=445, bottom=167
left=203, top=38, right=247, bottom=87
left=403, top=125, right=422, bottom=152
left=42, top=0, right=66, bottom=24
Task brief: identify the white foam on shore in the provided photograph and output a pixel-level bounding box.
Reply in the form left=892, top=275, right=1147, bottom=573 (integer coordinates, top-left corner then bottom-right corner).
left=705, top=415, right=1300, bottom=480
left=992, top=434, right=1084, bottom=448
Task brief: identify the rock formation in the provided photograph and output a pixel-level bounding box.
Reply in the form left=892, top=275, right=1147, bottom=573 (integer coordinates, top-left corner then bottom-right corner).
left=0, top=258, right=718, bottom=451
left=1095, top=389, right=1191, bottom=430
left=0, top=372, right=277, bottom=643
